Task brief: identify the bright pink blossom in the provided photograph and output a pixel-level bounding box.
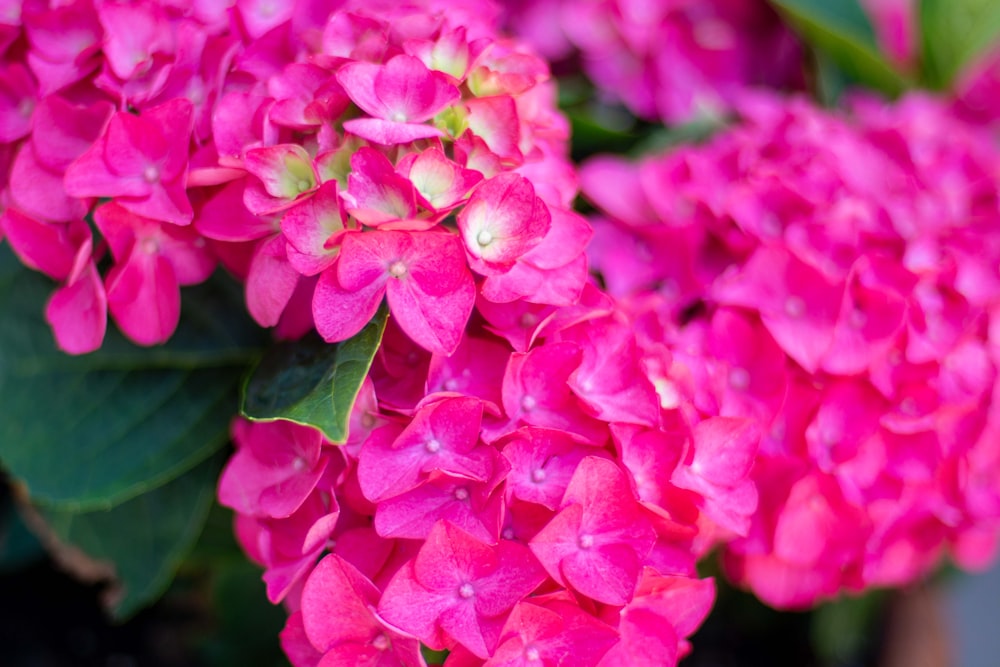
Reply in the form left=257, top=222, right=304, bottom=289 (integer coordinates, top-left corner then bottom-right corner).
left=378, top=521, right=546, bottom=658
left=64, top=99, right=194, bottom=225
left=313, top=230, right=475, bottom=355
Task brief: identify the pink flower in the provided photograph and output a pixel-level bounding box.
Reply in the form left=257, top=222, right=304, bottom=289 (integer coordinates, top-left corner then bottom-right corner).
left=483, top=596, right=618, bottom=667
left=313, top=229, right=475, bottom=355
left=218, top=419, right=333, bottom=519
left=530, top=457, right=656, bottom=605
left=300, top=555, right=425, bottom=667
left=64, top=99, right=195, bottom=225
left=94, top=202, right=214, bottom=345
left=378, top=521, right=547, bottom=658
left=338, top=54, right=459, bottom=145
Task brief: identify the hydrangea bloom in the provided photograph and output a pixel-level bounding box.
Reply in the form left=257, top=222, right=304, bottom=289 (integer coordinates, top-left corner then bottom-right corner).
left=498, top=0, right=804, bottom=123
left=581, top=92, right=1000, bottom=609
left=0, top=0, right=583, bottom=355
left=220, top=286, right=738, bottom=663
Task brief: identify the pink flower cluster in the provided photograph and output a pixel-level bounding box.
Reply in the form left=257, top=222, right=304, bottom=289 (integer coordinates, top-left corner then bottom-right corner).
left=498, top=0, right=803, bottom=123
left=0, top=0, right=581, bottom=356
left=583, top=92, right=1000, bottom=609
left=219, top=276, right=765, bottom=663
left=0, top=0, right=244, bottom=351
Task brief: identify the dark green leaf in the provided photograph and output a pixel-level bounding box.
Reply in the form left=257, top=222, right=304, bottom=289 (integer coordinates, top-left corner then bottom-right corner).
left=242, top=307, right=387, bottom=443
left=199, top=559, right=290, bottom=667
left=810, top=591, right=887, bottom=664
left=770, top=0, right=910, bottom=96
left=0, top=245, right=266, bottom=511
left=0, top=486, right=44, bottom=573
left=36, top=453, right=222, bottom=619
left=920, top=0, right=1000, bottom=89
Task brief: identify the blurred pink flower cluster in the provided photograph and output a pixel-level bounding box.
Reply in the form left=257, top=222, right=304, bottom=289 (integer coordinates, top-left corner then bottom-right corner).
left=583, top=92, right=1000, bottom=609
left=498, top=0, right=803, bottom=123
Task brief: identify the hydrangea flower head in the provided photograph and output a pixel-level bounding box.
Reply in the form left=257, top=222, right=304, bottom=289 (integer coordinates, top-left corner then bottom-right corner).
left=581, top=91, right=1000, bottom=608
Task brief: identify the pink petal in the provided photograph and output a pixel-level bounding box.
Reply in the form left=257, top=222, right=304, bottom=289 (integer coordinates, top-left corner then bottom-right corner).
left=342, top=117, right=446, bottom=146
left=246, top=234, right=300, bottom=328
left=45, top=257, right=107, bottom=355
left=105, top=247, right=180, bottom=346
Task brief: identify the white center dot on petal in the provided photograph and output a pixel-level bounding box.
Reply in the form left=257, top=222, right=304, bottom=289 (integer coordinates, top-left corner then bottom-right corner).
left=728, top=367, right=751, bottom=391
left=388, top=260, right=408, bottom=278
left=476, top=229, right=493, bottom=246
left=292, top=456, right=307, bottom=472
left=578, top=534, right=594, bottom=549
left=531, top=468, right=546, bottom=483
left=502, top=528, right=515, bottom=540
left=458, top=583, right=475, bottom=599
left=525, top=646, right=541, bottom=662
left=425, top=439, right=441, bottom=453
left=140, top=238, right=159, bottom=255
left=850, top=309, right=868, bottom=329
left=372, top=633, right=390, bottom=651
left=784, top=296, right=805, bottom=318
left=444, top=378, right=459, bottom=391
left=521, top=395, right=537, bottom=412
left=760, top=213, right=783, bottom=237
left=391, top=111, right=408, bottom=123
left=454, top=487, right=469, bottom=501
left=143, top=165, right=160, bottom=183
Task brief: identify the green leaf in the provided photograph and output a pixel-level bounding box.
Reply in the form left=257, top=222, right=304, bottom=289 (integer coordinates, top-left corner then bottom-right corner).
left=920, top=0, right=1000, bottom=89
left=0, top=485, right=44, bottom=573
left=242, top=307, right=388, bottom=443
left=810, top=591, right=887, bottom=664
left=36, top=453, right=222, bottom=619
left=199, top=559, right=290, bottom=667
left=0, top=245, right=266, bottom=511
left=769, top=0, right=910, bottom=96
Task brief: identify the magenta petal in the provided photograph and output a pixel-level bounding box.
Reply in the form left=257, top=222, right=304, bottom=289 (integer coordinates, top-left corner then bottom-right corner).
left=346, top=147, right=418, bottom=225
left=9, top=144, right=84, bottom=223
left=195, top=178, right=278, bottom=242
left=465, top=95, right=521, bottom=161
left=30, top=95, right=113, bottom=172
left=1, top=208, right=81, bottom=280
left=246, top=234, right=301, bottom=328
left=313, top=261, right=387, bottom=344
left=282, top=180, right=348, bottom=274
left=105, top=249, right=180, bottom=346
left=301, top=555, right=382, bottom=651
left=45, top=259, right=107, bottom=355
left=338, top=55, right=459, bottom=123
left=343, top=118, right=445, bottom=146
left=244, top=144, right=318, bottom=211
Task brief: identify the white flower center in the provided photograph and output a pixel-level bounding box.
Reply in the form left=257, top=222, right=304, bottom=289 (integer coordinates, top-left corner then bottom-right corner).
left=728, top=367, right=751, bottom=391
left=784, top=296, right=805, bottom=318
left=388, top=260, right=408, bottom=278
